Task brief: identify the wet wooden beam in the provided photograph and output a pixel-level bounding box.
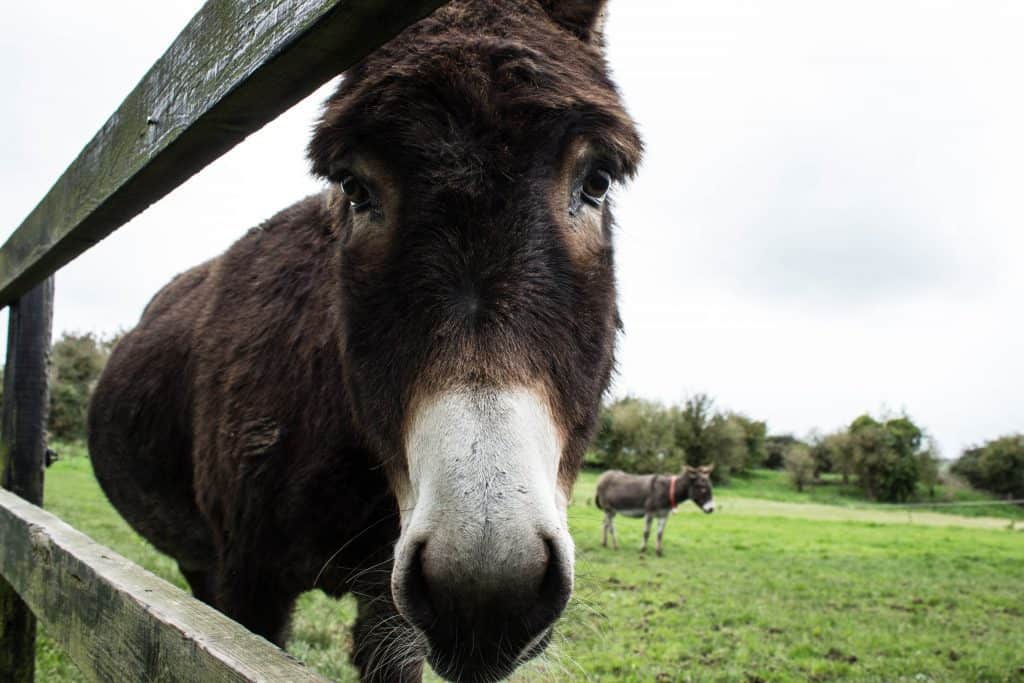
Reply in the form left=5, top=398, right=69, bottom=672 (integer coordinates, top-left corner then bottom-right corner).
left=0, top=488, right=330, bottom=682
left=0, top=278, right=54, bottom=682
left=0, top=0, right=448, bottom=307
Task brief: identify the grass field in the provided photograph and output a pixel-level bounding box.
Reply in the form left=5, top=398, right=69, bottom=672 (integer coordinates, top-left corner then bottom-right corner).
left=34, top=445, right=1024, bottom=682
left=714, top=469, right=1024, bottom=521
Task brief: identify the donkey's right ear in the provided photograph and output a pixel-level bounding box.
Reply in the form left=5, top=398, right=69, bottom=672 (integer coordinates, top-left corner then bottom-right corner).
left=538, top=0, right=610, bottom=46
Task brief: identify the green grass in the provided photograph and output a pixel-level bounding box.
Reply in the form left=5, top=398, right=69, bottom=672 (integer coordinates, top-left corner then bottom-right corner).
left=711, top=468, right=1024, bottom=521
left=34, top=446, right=1024, bottom=682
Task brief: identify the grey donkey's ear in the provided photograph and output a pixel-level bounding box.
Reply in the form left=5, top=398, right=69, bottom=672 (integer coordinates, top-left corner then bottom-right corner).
left=538, top=0, right=610, bottom=46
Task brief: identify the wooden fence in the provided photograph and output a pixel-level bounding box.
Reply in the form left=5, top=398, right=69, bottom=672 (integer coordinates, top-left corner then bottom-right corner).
left=0, top=1, right=447, bottom=680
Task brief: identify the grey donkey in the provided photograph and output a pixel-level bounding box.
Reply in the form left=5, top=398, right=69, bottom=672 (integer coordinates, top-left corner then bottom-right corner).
left=595, top=465, right=715, bottom=555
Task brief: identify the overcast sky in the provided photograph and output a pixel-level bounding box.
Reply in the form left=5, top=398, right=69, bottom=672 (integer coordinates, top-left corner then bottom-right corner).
left=2, top=1, right=1022, bottom=459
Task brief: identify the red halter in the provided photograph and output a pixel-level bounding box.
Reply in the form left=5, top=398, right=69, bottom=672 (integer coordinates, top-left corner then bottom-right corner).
left=669, top=475, right=678, bottom=509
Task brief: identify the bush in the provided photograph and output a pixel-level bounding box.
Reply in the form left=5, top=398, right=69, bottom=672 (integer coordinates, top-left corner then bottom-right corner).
left=848, top=414, right=935, bottom=503
left=827, top=431, right=857, bottom=483
left=765, top=435, right=803, bottom=470
left=48, top=382, right=89, bottom=443
left=593, top=397, right=682, bottom=473
left=729, top=413, right=768, bottom=471
left=785, top=443, right=815, bottom=492
left=952, top=435, right=1024, bottom=499
left=591, top=395, right=766, bottom=481
left=48, top=332, right=115, bottom=442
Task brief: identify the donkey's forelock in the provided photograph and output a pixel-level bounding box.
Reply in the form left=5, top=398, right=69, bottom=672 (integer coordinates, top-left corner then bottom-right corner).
left=309, top=0, right=642, bottom=186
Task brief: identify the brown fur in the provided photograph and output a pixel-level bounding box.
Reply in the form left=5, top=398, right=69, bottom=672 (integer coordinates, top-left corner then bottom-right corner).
left=88, top=1, right=641, bottom=681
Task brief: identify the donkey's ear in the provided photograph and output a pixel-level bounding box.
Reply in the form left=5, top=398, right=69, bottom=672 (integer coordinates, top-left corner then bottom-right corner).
left=700, top=464, right=715, bottom=475
left=538, top=0, right=610, bottom=46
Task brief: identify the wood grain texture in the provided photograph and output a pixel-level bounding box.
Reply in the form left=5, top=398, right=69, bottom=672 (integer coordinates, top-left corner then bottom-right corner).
left=0, top=279, right=54, bottom=682
left=0, top=488, right=331, bottom=682
left=0, top=0, right=449, bottom=307
left=1, top=279, right=54, bottom=505
left=0, top=575, right=35, bottom=683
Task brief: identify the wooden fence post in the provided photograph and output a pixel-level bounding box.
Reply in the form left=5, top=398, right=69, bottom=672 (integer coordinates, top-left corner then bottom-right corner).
left=0, top=276, right=55, bottom=683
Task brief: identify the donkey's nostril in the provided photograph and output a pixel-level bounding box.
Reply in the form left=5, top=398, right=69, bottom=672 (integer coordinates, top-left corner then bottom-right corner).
left=399, top=541, right=436, bottom=631
left=533, top=536, right=571, bottom=625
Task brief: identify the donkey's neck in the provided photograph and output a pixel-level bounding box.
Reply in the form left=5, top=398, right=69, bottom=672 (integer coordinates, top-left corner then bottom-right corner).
left=667, top=474, right=689, bottom=509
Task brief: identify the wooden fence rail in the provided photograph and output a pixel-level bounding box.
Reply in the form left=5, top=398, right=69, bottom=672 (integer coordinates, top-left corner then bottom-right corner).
left=0, top=488, right=329, bottom=682
left=0, top=0, right=447, bottom=308
left=0, top=0, right=448, bottom=680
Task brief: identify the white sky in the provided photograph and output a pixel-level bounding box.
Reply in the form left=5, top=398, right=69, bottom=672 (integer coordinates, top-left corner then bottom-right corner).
left=1, top=1, right=1022, bottom=459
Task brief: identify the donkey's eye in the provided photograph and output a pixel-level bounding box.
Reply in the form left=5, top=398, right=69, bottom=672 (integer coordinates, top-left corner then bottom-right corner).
left=340, top=175, right=372, bottom=211
left=581, top=169, right=612, bottom=206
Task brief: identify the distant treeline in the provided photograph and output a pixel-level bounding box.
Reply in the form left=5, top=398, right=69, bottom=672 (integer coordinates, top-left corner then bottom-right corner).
left=588, top=394, right=765, bottom=485
left=590, top=396, right=1023, bottom=505
left=775, top=415, right=940, bottom=502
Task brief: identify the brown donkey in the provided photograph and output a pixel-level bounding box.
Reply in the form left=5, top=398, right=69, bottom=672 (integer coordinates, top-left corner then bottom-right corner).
left=87, top=1, right=642, bottom=681
left=596, top=466, right=716, bottom=555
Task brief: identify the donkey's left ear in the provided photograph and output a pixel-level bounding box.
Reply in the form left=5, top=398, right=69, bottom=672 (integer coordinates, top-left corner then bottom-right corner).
left=538, top=0, right=610, bottom=46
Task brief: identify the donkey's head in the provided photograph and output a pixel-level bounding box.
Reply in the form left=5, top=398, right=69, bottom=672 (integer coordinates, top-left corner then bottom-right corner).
left=685, top=465, right=717, bottom=514
left=310, top=0, right=640, bottom=679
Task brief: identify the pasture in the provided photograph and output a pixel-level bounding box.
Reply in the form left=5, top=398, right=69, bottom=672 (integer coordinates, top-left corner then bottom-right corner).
left=38, top=444, right=1024, bottom=682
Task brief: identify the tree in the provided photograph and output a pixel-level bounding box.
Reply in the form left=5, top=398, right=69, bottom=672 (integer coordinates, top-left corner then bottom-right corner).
left=672, top=394, right=716, bottom=468
left=671, top=395, right=749, bottom=483
left=785, top=443, right=815, bottom=492
left=591, top=395, right=767, bottom=482
left=807, top=429, right=832, bottom=476
left=806, top=430, right=856, bottom=482
left=848, top=413, right=933, bottom=503
left=824, top=431, right=857, bottom=484
left=727, top=413, right=767, bottom=471
left=48, top=332, right=111, bottom=441
left=917, top=437, right=941, bottom=499
left=765, top=434, right=803, bottom=470
left=952, top=435, right=1024, bottom=499
left=593, top=397, right=682, bottom=473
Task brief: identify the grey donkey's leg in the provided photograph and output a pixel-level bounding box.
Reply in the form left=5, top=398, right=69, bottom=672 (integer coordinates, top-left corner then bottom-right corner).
left=608, top=512, right=620, bottom=550
left=656, top=515, right=669, bottom=556
left=641, top=513, right=653, bottom=553
left=602, top=510, right=610, bottom=547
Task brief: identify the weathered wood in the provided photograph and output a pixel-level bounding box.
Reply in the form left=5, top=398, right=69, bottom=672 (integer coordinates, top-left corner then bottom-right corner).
left=0, top=277, right=54, bottom=682
left=0, top=488, right=330, bottom=682
left=0, top=575, right=35, bottom=683
left=1, top=278, right=54, bottom=503
left=0, top=0, right=449, bottom=307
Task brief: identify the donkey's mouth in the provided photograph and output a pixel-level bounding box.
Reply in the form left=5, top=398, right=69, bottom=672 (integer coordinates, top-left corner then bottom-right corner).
left=425, top=624, right=554, bottom=683
left=400, top=536, right=569, bottom=682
